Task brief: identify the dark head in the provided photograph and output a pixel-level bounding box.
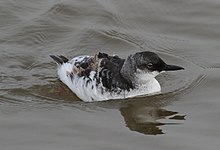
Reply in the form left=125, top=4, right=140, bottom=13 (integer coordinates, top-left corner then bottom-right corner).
left=133, top=51, right=184, bottom=76
left=120, top=51, right=184, bottom=87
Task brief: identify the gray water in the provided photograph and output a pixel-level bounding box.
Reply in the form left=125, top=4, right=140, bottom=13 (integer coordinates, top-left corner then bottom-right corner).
left=1, top=0, right=220, bottom=149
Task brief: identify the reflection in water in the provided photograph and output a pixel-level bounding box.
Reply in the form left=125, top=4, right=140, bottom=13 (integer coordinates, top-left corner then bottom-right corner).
left=119, top=97, right=185, bottom=135
left=28, top=80, right=186, bottom=135
left=28, top=80, right=80, bottom=103
left=39, top=81, right=186, bottom=135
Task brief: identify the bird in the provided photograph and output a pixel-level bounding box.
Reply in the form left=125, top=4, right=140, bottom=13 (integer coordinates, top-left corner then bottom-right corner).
left=50, top=51, right=184, bottom=102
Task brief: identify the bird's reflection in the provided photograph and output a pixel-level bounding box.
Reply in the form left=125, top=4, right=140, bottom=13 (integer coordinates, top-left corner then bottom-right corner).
left=118, top=95, right=185, bottom=135
left=38, top=81, right=186, bottom=135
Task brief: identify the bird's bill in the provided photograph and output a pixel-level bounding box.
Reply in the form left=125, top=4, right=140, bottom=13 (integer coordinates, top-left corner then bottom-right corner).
left=163, top=64, right=184, bottom=71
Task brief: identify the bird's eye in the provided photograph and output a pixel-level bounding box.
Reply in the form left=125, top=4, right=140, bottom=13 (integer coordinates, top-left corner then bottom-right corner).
left=146, top=63, right=153, bottom=69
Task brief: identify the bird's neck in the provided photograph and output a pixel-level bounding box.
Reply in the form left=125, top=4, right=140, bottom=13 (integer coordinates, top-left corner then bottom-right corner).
left=120, top=55, right=161, bottom=88
left=120, top=55, right=136, bottom=88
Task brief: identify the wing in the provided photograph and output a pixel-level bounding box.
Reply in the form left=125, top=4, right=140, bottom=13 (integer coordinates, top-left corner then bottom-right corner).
left=97, top=52, right=133, bottom=91
left=51, top=52, right=133, bottom=91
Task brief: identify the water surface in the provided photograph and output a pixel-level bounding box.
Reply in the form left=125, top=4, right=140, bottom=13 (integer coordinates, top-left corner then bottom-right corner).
left=1, top=0, right=220, bottom=150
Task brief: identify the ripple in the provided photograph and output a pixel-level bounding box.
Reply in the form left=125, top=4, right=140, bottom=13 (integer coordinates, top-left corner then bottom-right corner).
left=46, top=2, right=79, bottom=18
left=156, top=52, right=205, bottom=96
left=100, top=29, right=192, bottom=57
left=101, top=29, right=145, bottom=49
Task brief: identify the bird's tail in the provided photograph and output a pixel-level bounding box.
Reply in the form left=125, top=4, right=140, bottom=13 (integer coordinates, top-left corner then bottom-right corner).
left=50, top=55, right=69, bottom=64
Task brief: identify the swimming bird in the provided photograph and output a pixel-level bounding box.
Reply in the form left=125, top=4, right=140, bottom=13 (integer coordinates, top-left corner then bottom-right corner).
left=50, top=51, right=184, bottom=102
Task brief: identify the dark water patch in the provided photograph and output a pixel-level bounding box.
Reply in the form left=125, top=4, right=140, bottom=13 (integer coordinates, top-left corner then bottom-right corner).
left=0, top=82, right=80, bottom=112
left=28, top=82, right=79, bottom=102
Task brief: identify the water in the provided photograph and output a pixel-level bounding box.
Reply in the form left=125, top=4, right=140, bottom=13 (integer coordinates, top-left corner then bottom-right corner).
left=0, top=0, right=220, bottom=149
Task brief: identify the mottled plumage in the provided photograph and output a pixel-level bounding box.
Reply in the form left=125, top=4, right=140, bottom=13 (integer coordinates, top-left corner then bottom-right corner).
left=50, top=51, right=184, bottom=102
